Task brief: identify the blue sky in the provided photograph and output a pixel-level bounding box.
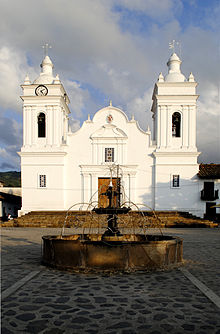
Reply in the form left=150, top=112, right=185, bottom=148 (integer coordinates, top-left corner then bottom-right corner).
left=0, top=0, right=219, bottom=171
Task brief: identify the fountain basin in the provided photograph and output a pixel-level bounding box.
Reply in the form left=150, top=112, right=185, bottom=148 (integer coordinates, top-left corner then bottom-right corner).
left=42, top=234, right=183, bottom=271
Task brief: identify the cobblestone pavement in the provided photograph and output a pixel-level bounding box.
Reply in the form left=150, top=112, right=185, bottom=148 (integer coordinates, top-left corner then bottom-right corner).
left=1, top=227, right=220, bottom=333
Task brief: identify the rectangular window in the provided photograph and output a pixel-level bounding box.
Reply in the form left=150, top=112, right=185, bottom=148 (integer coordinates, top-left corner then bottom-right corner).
left=105, top=148, right=114, bottom=162
left=172, top=175, right=180, bottom=188
left=39, top=175, right=46, bottom=188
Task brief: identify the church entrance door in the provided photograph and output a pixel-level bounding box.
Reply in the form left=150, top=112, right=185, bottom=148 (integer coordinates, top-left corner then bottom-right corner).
left=98, top=177, right=120, bottom=208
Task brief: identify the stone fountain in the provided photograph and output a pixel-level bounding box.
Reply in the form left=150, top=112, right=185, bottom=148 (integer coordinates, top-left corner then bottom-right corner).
left=42, top=173, right=183, bottom=271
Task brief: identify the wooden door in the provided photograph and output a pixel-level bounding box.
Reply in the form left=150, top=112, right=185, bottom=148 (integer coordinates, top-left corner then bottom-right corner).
left=206, top=202, right=216, bottom=218
left=98, top=178, right=120, bottom=208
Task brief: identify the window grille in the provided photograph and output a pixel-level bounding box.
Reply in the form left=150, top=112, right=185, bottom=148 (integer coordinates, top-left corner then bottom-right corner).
left=105, top=148, right=114, bottom=162
left=39, top=175, right=46, bottom=188
left=172, top=175, right=180, bottom=188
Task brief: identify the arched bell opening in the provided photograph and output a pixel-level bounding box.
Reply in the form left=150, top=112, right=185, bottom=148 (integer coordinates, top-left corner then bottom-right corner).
left=38, top=112, right=46, bottom=138
left=172, top=112, right=181, bottom=137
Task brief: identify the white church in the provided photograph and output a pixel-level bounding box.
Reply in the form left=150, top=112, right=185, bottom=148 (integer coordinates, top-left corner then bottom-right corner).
left=18, top=51, right=219, bottom=219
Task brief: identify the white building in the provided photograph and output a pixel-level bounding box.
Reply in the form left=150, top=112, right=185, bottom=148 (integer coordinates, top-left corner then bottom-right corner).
left=18, top=52, right=219, bottom=219
left=0, top=187, right=21, bottom=220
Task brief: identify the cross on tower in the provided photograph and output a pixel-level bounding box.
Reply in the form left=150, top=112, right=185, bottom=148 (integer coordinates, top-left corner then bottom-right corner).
left=42, top=43, right=52, bottom=57
left=169, top=40, right=181, bottom=56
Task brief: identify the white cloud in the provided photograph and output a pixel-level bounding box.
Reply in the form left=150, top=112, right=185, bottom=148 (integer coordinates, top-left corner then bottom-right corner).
left=197, top=86, right=220, bottom=163
left=0, top=0, right=219, bottom=169
left=0, top=117, right=22, bottom=146
left=0, top=46, right=37, bottom=112
left=126, top=89, right=153, bottom=131
left=0, top=117, right=22, bottom=170
left=64, top=80, right=90, bottom=118
left=68, top=118, right=81, bottom=133
left=0, top=145, right=21, bottom=171
left=0, top=47, right=23, bottom=111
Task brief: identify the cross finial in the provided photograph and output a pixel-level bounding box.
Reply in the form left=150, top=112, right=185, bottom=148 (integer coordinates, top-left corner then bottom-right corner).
left=169, top=40, right=181, bottom=56
left=42, top=43, right=52, bottom=57
left=169, top=40, right=176, bottom=53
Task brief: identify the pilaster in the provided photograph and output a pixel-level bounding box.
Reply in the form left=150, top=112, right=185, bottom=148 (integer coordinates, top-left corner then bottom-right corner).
left=182, top=105, right=189, bottom=148
left=188, top=105, right=195, bottom=148
left=46, top=105, right=53, bottom=146
left=167, top=106, right=172, bottom=148
left=157, top=106, right=161, bottom=148
left=160, top=106, right=167, bottom=147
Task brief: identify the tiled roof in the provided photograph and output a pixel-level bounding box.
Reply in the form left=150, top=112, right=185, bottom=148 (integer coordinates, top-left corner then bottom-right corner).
left=198, top=164, right=220, bottom=179
left=0, top=192, right=21, bottom=203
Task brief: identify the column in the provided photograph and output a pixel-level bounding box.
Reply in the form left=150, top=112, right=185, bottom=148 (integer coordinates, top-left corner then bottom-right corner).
left=82, top=173, right=90, bottom=204
left=53, top=106, right=58, bottom=146
left=26, top=107, right=31, bottom=146
left=182, top=105, right=189, bottom=148
left=23, top=106, right=27, bottom=146
left=188, top=105, right=195, bottom=148
left=81, top=174, right=84, bottom=204
left=190, top=106, right=196, bottom=148
left=56, top=106, right=62, bottom=146
left=152, top=164, right=156, bottom=210
left=160, top=106, right=166, bottom=147
left=167, top=106, right=172, bottom=148
left=157, top=106, right=161, bottom=148
left=63, top=111, right=68, bottom=142
left=89, top=174, right=93, bottom=203
left=32, top=107, right=37, bottom=146
left=46, top=106, right=52, bottom=146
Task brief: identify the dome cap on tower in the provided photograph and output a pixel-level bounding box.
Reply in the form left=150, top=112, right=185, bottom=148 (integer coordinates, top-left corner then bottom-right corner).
left=165, top=53, right=186, bottom=82
left=33, top=55, right=55, bottom=84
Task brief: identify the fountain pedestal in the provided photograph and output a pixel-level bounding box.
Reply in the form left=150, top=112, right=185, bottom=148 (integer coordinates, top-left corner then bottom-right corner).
left=94, top=184, right=131, bottom=236
left=42, top=234, right=183, bottom=271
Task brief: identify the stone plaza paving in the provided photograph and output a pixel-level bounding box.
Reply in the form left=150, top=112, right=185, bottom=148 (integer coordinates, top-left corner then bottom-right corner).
left=1, top=227, right=220, bottom=333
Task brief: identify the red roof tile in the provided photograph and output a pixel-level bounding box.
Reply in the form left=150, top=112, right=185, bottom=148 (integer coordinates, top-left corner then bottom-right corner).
left=198, top=164, right=220, bottom=179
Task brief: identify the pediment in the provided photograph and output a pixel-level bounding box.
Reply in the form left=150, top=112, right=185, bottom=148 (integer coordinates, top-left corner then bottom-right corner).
left=90, top=124, right=127, bottom=139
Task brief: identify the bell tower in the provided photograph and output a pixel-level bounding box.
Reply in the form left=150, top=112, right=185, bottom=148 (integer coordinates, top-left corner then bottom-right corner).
left=151, top=52, right=200, bottom=212
left=20, top=51, right=70, bottom=151
left=151, top=53, right=199, bottom=152
left=18, top=49, right=70, bottom=215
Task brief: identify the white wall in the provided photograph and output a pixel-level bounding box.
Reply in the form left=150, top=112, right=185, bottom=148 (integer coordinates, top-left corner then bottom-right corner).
left=64, top=106, right=154, bottom=210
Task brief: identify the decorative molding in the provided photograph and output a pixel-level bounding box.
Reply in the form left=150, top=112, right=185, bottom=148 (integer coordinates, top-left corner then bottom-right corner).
left=18, top=151, right=67, bottom=157
left=153, top=151, right=200, bottom=157
left=156, top=95, right=199, bottom=101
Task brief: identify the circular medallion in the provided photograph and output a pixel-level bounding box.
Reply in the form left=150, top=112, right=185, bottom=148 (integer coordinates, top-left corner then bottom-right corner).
left=107, top=114, right=113, bottom=123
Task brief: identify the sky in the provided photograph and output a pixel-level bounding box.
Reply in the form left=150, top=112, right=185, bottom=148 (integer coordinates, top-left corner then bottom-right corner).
left=0, top=0, right=219, bottom=171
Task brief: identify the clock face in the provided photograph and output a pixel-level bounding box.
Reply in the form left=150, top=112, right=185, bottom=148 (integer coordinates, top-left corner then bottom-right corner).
left=35, top=85, right=48, bottom=96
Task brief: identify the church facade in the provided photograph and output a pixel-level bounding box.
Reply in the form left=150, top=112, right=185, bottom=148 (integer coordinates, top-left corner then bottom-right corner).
left=19, top=52, right=209, bottom=218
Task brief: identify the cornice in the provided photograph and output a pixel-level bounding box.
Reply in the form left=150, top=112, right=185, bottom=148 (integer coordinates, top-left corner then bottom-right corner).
left=153, top=151, right=200, bottom=157
left=156, top=82, right=197, bottom=87
left=79, top=164, right=138, bottom=168
left=18, top=151, right=67, bottom=157
left=20, top=95, right=66, bottom=101
left=155, top=95, right=199, bottom=100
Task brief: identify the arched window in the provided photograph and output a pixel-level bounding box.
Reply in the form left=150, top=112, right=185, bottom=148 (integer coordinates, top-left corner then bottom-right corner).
left=38, top=113, right=46, bottom=138
left=172, top=112, right=181, bottom=137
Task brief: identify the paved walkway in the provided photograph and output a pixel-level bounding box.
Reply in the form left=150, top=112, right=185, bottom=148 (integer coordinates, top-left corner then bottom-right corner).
left=1, top=227, right=220, bottom=333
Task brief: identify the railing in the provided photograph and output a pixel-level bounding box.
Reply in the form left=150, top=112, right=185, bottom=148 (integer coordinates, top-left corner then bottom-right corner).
left=201, top=189, right=219, bottom=201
